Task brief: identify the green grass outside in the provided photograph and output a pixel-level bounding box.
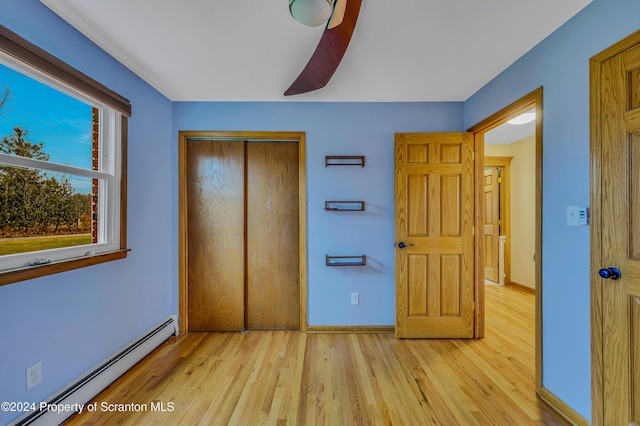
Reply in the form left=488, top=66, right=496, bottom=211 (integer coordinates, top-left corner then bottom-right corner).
left=0, top=235, right=93, bottom=256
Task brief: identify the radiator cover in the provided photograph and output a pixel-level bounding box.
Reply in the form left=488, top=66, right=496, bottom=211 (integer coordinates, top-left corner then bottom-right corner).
left=9, top=315, right=178, bottom=426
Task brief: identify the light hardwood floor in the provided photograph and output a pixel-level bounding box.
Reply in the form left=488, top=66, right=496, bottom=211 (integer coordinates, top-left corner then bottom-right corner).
left=64, top=286, right=569, bottom=425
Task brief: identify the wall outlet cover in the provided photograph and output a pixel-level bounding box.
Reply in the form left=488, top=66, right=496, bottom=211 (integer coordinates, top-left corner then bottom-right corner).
left=26, top=362, right=42, bottom=390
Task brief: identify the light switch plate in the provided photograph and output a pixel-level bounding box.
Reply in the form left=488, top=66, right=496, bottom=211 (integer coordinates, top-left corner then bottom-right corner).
left=567, top=206, right=589, bottom=226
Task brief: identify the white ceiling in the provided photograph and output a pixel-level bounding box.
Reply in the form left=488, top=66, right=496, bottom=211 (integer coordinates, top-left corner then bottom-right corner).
left=40, top=0, right=591, bottom=102
left=485, top=119, right=536, bottom=145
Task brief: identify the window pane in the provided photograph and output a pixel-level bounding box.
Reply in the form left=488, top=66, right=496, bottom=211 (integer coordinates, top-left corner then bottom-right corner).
left=0, top=63, right=94, bottom=169
left=0, top=164, right=98, bottom=256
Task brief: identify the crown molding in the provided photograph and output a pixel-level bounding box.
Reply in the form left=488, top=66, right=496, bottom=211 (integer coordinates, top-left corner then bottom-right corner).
left=40, top=0, right=173, bottom=100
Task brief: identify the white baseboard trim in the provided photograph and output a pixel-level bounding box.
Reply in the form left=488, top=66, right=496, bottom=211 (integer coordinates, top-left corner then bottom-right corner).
left=9, top=315, right=178, bottom=426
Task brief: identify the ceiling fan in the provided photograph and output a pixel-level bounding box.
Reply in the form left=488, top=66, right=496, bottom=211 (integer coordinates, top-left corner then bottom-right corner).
left=285, top=0, right=362, bottom=96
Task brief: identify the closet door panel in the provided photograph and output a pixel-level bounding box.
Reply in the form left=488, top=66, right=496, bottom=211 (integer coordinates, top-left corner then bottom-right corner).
left=246, top=142, right=300, bottom=329
left=187, top=140, right=245, bottom=331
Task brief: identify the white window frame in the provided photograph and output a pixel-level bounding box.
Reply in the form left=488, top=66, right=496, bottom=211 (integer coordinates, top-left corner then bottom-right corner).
left=0, top=24, right=130, bottom=285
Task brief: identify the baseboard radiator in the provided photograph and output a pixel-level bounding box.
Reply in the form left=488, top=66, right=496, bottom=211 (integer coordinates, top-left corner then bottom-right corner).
left=9, top=315, right=178, bottom=426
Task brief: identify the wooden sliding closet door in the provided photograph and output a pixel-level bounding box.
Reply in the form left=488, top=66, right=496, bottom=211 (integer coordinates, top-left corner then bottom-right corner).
left=187, top=140, right=300, bottom=331
left=187, top=140, right=245, bottom=331
left=246, top=142, right=300, bottom=329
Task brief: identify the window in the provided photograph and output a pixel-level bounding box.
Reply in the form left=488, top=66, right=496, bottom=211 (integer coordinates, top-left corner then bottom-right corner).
left=0, top=25, right=130, bottom=285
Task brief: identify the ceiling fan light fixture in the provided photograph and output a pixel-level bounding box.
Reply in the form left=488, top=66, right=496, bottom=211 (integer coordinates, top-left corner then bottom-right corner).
left=289, top=0, right=334, bottom=27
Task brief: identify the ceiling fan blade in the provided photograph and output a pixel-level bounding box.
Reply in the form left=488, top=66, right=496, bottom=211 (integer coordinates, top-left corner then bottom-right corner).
left=284, top=0, right=362, bottom=96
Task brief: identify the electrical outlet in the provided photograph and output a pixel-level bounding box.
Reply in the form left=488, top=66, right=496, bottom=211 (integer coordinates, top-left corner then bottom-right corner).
left=26, top=362, right=42, bottom=390
left=351, top=293, right=359, bottom=305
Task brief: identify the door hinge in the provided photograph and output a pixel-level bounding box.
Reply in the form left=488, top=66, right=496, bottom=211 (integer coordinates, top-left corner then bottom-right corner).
left=498, top=178, right=502, bottom=183
left=472, top=226, right=475, bottom=236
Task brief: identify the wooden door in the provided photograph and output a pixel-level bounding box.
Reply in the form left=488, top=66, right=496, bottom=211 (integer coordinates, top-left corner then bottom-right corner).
left=593, top=39, right=640, bottom=423
left=395, top=132, right=475, bottom=338
left=187, top=140, right=245, bottom=331
left=187, top=140, right=300, bottom=331
left=484, top=167, right=500, bottom=282
left=246, top=142, right=300, bottom=329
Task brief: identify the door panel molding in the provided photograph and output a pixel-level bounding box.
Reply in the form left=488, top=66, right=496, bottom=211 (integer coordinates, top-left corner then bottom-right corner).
left=178, top=131, right=308, bottom=334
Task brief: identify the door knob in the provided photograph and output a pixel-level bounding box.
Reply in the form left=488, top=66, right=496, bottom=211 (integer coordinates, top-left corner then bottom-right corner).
left=598, top=267, right=621, bottom=280
left=397, top=242, right=414, bottom=249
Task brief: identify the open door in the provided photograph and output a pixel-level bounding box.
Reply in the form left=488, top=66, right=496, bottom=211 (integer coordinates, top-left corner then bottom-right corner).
left=591, top=32, right=640, bottom=424
left=395, top=132, right=475, bottom=338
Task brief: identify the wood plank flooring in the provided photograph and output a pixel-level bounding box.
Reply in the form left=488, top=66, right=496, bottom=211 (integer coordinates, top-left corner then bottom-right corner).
left=64, top=286, right=569, bottom=425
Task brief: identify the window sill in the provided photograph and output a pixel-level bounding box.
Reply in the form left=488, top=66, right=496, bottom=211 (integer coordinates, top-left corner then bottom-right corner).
left=0, top=249, right=130, bottom=287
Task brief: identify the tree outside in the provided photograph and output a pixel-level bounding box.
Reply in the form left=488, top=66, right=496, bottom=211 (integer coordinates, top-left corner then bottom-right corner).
left=0, top=68, right=97, bottom=258
left=1, top=102, right=93, bottom=254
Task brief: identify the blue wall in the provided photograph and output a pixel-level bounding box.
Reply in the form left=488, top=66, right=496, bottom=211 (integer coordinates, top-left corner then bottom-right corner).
left=0, top=1, right=174, bottom=424
left=172, top=102, right=463, bottom=325
left=465, top=0, right=640, bottom=420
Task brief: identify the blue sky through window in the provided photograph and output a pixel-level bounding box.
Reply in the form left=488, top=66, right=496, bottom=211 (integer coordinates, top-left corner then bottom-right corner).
left=0, top=62, right=93, bottom=171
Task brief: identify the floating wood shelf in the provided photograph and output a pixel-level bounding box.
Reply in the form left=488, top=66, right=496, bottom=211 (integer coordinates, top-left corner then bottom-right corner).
left=326, top=255, right=367, bottom=266
left=324, top=201, right=366, bottom=211
left=325, top=155, right=365, bottom=167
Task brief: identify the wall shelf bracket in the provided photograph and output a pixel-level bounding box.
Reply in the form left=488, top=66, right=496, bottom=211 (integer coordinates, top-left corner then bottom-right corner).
left=324, top=201, right=365, bottom=211
left=325, top=155, right=365, bottom=167
left=326, top=255, right=367, bottom=266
